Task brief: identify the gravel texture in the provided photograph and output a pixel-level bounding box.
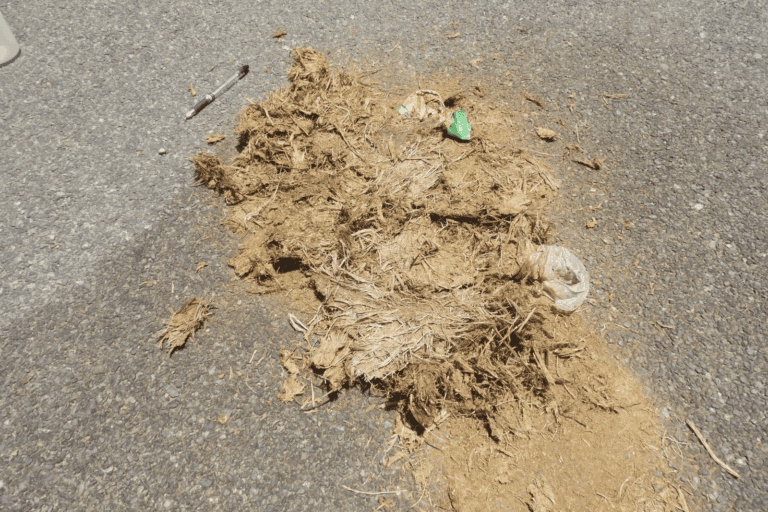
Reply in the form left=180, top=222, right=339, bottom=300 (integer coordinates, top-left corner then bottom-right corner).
left=1, top=0, right=766, bottom=510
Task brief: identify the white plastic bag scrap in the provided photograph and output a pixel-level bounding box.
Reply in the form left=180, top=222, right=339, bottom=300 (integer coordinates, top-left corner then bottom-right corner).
left=397, top=90, right=446, bottom=120
left=522, top=245, right=590, bottom=312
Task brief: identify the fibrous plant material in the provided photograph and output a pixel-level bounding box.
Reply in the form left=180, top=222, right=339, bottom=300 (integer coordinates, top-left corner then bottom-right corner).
left=686, top=419, right=741, bottom=479
left=535, top=127, right=558, bottom=140
left=573, top=157, right=606, bottom=170
left=191, top=46, right=597, bottom=433
left=206, top=134, right=226, bottom=144
left=524, top=93, right=546, bottom=108
left=157, top=297, right=214, bottom=355
left=277, top=375, right=305, bottom=403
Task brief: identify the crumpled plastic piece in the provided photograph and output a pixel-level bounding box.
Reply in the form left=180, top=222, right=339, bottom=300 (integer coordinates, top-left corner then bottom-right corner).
left=446, top=109, right=471, bottom=140
left=397, top=89, right=445, bottom=120
left=520, top=244, right=590, bottom=312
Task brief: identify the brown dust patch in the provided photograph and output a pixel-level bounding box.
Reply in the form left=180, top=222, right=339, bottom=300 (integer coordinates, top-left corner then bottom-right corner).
left=391, top=326, right=689, bottom=511
left=187, top=47, right=679, bottom=510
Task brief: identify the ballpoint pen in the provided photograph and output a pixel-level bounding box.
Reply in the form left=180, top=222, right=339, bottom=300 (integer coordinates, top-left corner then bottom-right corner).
left=185, top=64, right=249, bottom=120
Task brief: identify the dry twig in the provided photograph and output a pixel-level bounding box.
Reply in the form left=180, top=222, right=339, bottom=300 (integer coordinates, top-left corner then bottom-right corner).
left=686, top=419, right=740, bottom=479
left=341, top=485, right=404, bottom=496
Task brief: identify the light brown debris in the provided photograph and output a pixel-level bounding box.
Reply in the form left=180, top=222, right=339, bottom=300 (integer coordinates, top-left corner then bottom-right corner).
left=157, top=297, right=214, bottom=355
left=686, top=419, right=740, bottom=479
left=536, top=127, right=558, bottom=140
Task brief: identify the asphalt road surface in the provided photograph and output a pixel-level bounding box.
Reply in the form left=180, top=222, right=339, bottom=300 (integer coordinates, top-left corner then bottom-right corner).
left=1, top=0, right=766, bottom=510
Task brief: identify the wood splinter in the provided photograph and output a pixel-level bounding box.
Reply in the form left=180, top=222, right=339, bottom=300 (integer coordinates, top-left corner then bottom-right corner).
left=686, top=419, right=740, bottom=479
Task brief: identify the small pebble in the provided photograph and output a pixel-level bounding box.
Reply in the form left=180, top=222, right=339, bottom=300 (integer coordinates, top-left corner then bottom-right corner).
left=159, top=148, right=167, bottom=155
left=165, top=384, right=180, bottom=398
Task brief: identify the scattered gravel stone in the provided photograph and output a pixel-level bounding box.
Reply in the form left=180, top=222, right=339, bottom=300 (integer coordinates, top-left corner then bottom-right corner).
left=165, top=384, right=180, bottom=398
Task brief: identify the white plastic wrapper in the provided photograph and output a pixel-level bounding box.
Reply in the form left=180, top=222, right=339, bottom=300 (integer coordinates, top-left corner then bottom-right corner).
left=522, top=245, right=590, bottom=312
left=397, top=90, right=445, bottom=120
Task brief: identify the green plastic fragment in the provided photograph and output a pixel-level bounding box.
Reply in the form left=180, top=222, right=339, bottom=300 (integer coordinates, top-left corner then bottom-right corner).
left=446, top=110, right=471, bottom=140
